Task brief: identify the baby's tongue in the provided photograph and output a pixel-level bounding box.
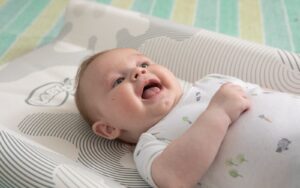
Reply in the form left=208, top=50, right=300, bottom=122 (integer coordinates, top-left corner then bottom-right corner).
left=142, top=87, right=160, bottom=99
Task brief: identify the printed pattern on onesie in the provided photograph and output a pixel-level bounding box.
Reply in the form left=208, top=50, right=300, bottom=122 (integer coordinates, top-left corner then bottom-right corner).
left=134, top=74, right=300, bottom=188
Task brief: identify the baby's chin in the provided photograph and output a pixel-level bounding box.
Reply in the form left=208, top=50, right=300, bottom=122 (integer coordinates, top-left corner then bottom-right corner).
left=151, top=93, right=181, bottom=119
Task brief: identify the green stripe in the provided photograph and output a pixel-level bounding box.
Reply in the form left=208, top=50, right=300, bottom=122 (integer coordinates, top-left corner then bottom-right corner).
left=194, top=0, right=217, bottom=31
left=219, top=0, right=238, bottom=36
left=38, top=14, right=64, bottom=47
left=261, top=0, right=291, bottom=51
left=0, top=0, right=49, bottom=56
left=131, top=0, right=154, bottom=14
left=284, top=0, right=300, bottom=52
left=96, top=0, right=112, bottom=4
left=0, top=0, right=27, bottom=29
left=152, top=0, right=174, bottom=19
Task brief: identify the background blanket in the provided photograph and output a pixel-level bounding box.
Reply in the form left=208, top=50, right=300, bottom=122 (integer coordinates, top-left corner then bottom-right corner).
left=0, top=0, right=299, bottom=64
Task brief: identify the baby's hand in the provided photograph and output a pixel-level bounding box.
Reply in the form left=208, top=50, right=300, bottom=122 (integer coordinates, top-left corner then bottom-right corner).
left=207, top=83, right=251, bottom=124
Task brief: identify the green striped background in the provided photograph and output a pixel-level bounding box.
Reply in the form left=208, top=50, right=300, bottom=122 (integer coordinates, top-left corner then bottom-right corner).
left=0, top=0, right=299, bottom=64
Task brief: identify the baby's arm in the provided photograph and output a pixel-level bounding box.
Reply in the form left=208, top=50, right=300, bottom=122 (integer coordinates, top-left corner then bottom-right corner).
left=151, top=83, right=251, bottom=187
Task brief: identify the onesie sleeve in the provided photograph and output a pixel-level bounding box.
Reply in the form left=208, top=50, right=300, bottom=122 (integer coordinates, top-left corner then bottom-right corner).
left=133, top=132, right=168, bottom=187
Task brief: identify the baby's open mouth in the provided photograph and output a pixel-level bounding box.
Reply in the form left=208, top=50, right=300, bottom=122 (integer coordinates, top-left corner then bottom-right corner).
left=142, top=81, right=162, bottom=99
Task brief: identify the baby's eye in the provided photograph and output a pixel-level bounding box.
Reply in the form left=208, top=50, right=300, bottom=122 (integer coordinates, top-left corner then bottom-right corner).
left=139, top=62, right=149, bottom=68
left=113, top=77, right=125, bottom=88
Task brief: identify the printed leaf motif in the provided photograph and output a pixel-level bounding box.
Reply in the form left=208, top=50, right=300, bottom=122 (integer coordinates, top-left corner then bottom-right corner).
left=225, top=159, right=238, bottom=167
left=195, top=92, right=201, bottom=101
left=225, top=153, right=247, bottom=178
left=258, top=114, right=272, bottom=123
left=182, top=116, right=192, bottom=125
left=236, top=154, right=247, bottom=164
left=229, top=169, right=243, bottom=178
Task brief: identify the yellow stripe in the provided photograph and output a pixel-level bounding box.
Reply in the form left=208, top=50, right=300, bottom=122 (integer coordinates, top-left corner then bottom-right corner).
left=240, top=0, right=263, bottom=43
left=1, top=0, right=69, bottom=63
left=172, top=0, right=196, bottom=25
left=111, top=0, right=133, bottom=9
left=0, top=0, right=6, bottom=6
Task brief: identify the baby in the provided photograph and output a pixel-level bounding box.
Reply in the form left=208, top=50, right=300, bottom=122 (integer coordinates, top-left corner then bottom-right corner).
left=75, top=48, right=300, bottom=188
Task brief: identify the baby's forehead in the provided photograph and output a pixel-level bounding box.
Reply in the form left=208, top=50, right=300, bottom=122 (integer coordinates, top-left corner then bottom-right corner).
left=93, top=49, right=144, bottom=66
left=99, top=48, right=140, bottom=58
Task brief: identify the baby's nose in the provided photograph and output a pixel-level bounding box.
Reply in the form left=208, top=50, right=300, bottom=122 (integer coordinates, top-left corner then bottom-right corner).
left=131, top=67, right=147, bottom=80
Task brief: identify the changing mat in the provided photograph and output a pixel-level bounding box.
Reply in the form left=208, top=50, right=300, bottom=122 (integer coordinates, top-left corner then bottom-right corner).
left=0, top=0, right=300, bottom=187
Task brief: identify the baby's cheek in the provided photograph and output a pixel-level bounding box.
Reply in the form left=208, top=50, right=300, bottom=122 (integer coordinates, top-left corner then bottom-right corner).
left=109, top=93, right=139, bottom=113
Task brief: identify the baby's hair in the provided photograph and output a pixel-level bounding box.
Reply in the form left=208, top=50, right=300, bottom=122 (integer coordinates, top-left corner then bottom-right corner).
left=75, top=49, right=112, bottom=126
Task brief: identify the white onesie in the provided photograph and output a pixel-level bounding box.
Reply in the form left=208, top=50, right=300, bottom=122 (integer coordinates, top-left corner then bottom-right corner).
left=134, top=74, right=300, bottom=188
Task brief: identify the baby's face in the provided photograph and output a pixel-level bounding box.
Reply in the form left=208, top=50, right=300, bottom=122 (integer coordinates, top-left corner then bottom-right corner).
left=80, top=48, right=182, bottom=143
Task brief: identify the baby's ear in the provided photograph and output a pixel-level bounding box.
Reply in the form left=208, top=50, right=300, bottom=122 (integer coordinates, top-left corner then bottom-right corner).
left=92, top=120, right=121, bottom=140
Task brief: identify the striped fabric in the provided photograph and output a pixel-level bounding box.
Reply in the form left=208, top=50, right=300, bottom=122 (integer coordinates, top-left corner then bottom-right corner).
left=0, top=130, right=58, bottom=187
left=0, top=128, right=126, bottom=187
left=18, top=113, right=148, bottom=187
left=0, top=0, right=299, bottom=64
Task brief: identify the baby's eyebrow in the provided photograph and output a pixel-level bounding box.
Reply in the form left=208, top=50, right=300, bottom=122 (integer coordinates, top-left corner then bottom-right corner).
left=135, top=53, right=150, bottom=62
left=135, top=53, right=144, bottom=57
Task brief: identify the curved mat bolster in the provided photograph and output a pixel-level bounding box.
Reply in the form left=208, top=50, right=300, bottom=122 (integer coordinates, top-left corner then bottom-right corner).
left=18, top=113, right=150, bottom=187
